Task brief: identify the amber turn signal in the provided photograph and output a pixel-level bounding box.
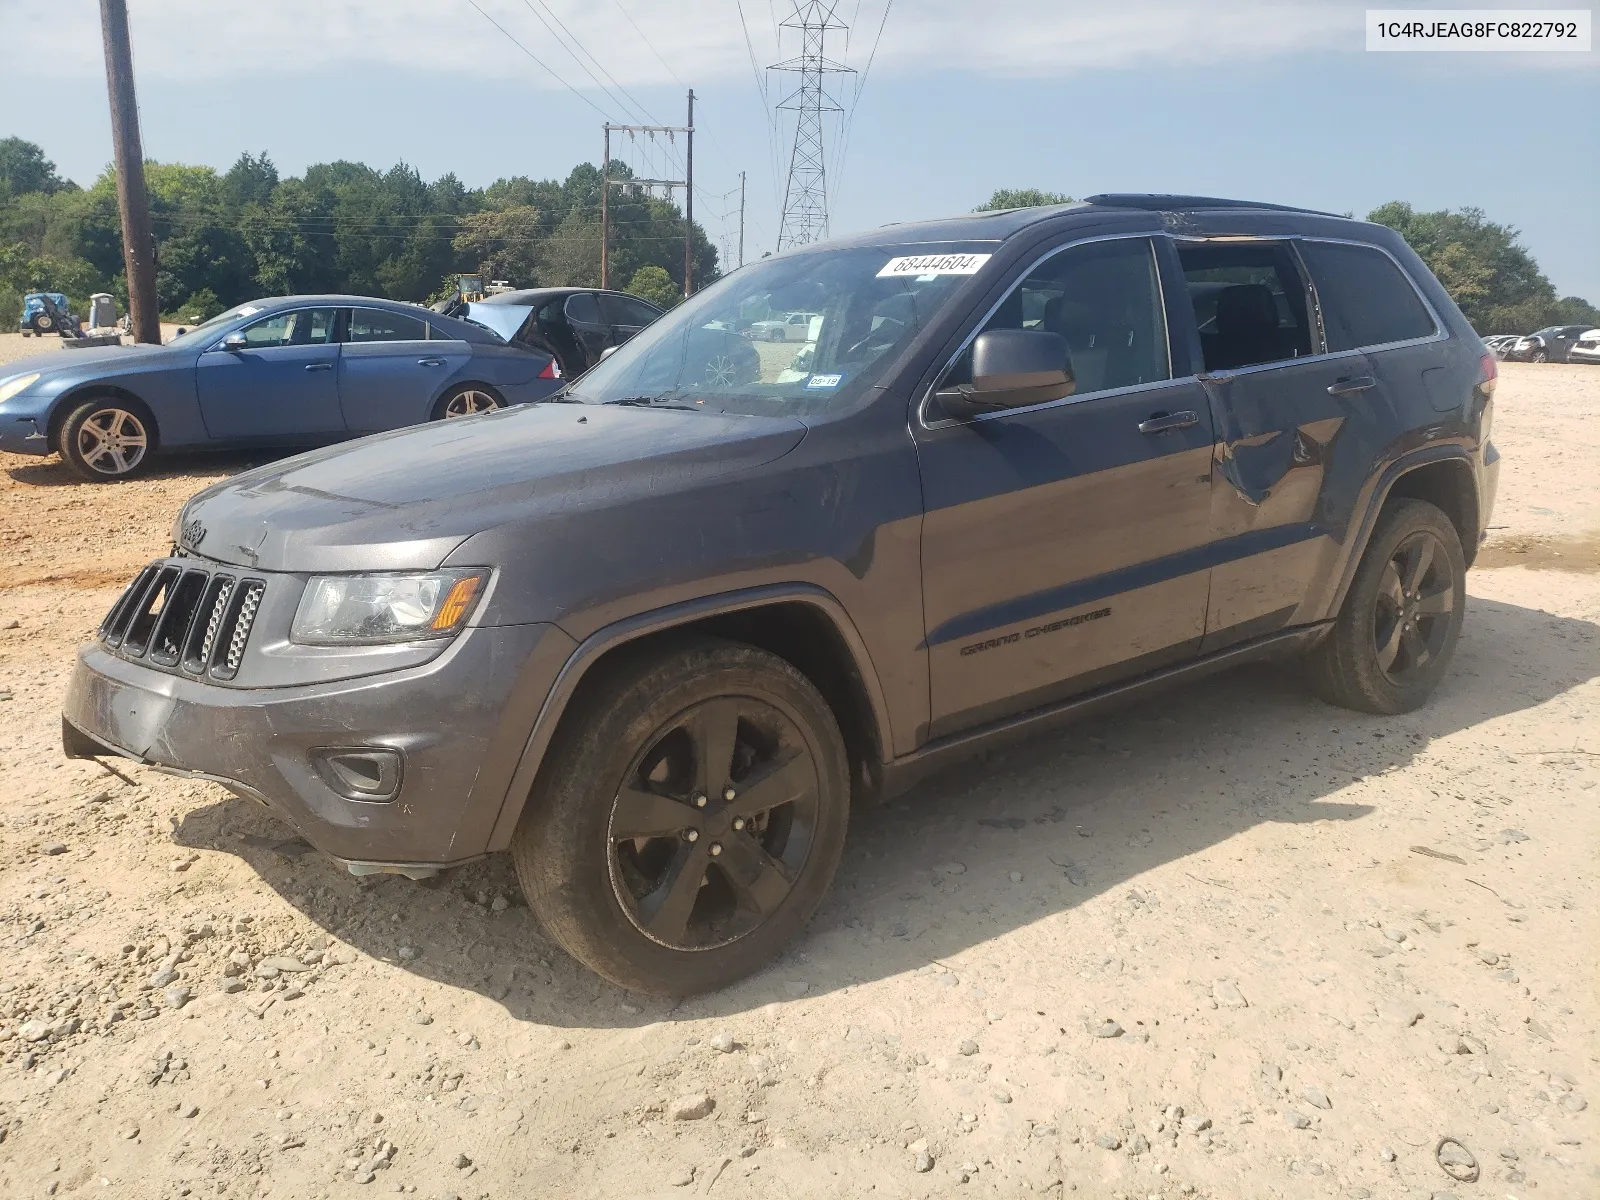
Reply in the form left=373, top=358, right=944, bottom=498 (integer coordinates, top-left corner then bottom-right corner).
left=432, top=575, right=483, bottom=630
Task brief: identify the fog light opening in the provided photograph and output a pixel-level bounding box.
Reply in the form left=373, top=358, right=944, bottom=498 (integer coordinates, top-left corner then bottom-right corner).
left=313, top=748, right=403, bottom=802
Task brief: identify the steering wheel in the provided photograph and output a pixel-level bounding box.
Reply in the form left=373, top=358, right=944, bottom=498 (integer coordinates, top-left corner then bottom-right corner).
left=842, top=316, right=906, bottom=361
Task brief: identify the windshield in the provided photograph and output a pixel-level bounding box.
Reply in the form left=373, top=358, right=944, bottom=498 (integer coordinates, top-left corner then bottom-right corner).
left=563, top=242, right=998, bottom=415
left=165, top=303, right=266, bottom=349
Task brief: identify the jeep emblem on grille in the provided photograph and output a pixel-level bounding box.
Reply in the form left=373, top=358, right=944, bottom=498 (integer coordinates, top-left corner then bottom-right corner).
left=179, top=518, right=206, bottom=550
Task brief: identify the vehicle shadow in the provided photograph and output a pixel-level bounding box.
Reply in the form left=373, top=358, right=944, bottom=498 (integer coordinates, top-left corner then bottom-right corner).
left=5, top=449, right=293, bottom=487
left=172, top=593, right=1599, bottom=1027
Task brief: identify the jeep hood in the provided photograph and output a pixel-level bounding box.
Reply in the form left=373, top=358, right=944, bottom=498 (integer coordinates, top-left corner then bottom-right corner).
left=177, top=403, right=808, bottom=573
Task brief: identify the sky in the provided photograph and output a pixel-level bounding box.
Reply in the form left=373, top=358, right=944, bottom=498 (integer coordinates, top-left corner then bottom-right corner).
left=3, top=0, right=1596, bottom=299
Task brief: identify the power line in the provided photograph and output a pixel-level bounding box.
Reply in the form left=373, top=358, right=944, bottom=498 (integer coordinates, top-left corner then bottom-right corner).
left=461, top=0, right=611, bottom=120
left=832, top=0, right=891, bottom=209
left=517, top=0, right=660, bottom=130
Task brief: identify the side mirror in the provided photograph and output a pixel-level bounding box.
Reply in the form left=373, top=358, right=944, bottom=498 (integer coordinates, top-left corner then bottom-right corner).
left=221, top=333, right=247, bottom=352
left=937, top=329, right=1074, bottom=420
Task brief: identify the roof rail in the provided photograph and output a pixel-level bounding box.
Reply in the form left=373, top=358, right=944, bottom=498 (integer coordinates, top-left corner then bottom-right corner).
left=1083, top=193, right=1345, bottom=218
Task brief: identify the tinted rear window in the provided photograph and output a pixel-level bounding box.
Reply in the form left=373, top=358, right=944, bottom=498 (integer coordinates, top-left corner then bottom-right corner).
left=1299, top=241, right=1436, bottom=352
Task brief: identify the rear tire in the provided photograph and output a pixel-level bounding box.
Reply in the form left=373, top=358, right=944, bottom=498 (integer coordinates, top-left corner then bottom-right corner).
left=513, top=637, right=850, bottom=996
left=31, top=313, right=53, bottom=334
left=431, top=382, right=504, bottom=420
left=1305, top=499, right=1466, bottom=714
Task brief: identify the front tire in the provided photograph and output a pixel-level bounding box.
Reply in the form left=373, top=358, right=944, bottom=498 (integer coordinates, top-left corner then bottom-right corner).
left=1305, top=499, right=1466, bottom=714
left=58, top=398, right=156, bottom=482
left=1530, top=348, right=1548, bottom=364
left=513, top=638, right=850, bottom=996
left=31, top=313, right=53, bottom=334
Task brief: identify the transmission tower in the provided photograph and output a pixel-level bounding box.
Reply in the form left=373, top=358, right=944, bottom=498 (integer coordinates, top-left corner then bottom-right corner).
left=770, top=2, right=853, bottom=251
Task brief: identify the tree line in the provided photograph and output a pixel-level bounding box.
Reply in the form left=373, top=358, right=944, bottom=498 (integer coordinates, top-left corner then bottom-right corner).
left=0, top=137, right=713, bottom=325
left=0, top=137, right=1592, bottom=337
left=975, top=188, right=1600, bottom=334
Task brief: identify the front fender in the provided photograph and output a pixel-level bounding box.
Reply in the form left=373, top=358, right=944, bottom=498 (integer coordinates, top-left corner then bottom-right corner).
left=480, top=582, right=894, bottom=853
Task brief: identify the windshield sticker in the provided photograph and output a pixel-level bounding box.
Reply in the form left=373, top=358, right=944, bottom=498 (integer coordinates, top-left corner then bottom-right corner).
left=806, top=373, right=843, bottom=389
left=876, top=253, right=991, bottom=280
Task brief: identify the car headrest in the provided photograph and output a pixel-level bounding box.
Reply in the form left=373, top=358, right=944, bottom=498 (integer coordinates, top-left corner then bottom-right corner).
left=1215, top=284, right=1280, bottom=335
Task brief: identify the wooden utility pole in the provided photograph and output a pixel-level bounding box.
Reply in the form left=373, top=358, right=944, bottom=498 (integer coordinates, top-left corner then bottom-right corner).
left=683, top=89, right=695, bottom=299
left=600, top=125, right=610, bottom=290
left=98, top=0, right=159, bottom=344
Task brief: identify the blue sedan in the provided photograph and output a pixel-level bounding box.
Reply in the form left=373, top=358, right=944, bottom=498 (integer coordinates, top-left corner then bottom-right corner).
left=0, top=295, right=562, bottom=481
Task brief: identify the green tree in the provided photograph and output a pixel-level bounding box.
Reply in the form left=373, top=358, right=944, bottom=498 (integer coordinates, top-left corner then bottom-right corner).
left=0, top=138, right=70, bottom=199
left=975, top=188, right=1073, bottom=212
left=1364, top=201, right=1578, bottom=333
left=452, top=205, right=543, bottom=286
left=625, top=264, right=680, bottom=310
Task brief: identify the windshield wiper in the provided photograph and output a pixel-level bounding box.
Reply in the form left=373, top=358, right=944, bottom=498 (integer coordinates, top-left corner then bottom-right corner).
left=603, top=394, right=701, bottom=411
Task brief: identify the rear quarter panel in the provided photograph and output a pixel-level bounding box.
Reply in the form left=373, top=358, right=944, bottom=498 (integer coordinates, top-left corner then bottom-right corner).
left=463, top=343, right=562, bottom=405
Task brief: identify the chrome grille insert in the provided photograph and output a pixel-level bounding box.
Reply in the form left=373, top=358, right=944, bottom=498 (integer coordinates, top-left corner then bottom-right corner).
left=100, top=561, right=265, bottom=681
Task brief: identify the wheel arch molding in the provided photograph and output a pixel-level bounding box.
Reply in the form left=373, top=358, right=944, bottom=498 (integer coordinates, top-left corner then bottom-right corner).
left=483, top=583, right=895, bottom=853
left=1323, top=446, right=1482, bottom=621
left=48, top=384, right=157, bottom=453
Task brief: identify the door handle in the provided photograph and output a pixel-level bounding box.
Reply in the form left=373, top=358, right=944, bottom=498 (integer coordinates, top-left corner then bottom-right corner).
left=303, top=362, right=333, bottom=372
left=416, top=357, right=445, bottom=367
left=1137, top=410, right=1199, bottom=434
left=1327, top=375, right=1376, bottom=395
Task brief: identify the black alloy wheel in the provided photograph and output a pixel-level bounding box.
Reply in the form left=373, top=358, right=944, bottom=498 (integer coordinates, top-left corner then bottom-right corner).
left=1305, top=498, right=1467, bottom=715
left=1371, top=530, right=1456, bottom=684
left=608, top=696, right=818, bottom=951
left=513, top=638, right=850, bottom=995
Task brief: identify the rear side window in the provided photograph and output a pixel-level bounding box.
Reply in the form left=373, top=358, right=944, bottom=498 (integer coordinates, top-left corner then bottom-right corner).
left=1299, top=240, right=1437, bottom=352
left=348, top=308, right=428, bottom=343
left=565, top=293, right=602, bottom=324
left=1178, top=241, right=1314, bottom=372
left=598, top=294, right=662, bottom=326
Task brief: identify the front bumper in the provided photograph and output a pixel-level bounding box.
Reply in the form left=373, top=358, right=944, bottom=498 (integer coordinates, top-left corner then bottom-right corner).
left=0, top=411, right=53, bottom=456
left=63, top=621, right=573, bottom=866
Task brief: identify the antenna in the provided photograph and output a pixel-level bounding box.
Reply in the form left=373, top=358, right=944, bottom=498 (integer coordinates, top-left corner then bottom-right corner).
left=770, top=2, right=853, bottom=251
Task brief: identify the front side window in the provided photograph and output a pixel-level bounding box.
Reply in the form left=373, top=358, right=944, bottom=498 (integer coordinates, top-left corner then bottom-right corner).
left=1298, top=240, right=1436, bottom=352
left=347, top=308, right=428, bottom=343
left=564, top=241, right=1000, bottom=416
left=943, top=237, right=1172, bottom=397
left=237, top=308, right=335, bottom=348
left=1178, top=241, right=1313, bottom=371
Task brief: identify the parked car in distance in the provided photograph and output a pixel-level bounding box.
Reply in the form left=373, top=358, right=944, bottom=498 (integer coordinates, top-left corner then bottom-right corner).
left=0, top=296, right=560, bottom=481
left=1505, top=324, right=1593, bottom=363
left=1566, top=329, right=1600, bottom=364
left=447, top=287, right=664, bottom=378
left=65, top=195, right=1498, bottom=996
left=747, top=311, right=822, bottom=341
left=1482, top=334, right=1520, bottom=360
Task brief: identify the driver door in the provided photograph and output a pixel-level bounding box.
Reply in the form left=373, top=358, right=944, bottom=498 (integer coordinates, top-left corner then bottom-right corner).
left=195, top=308, right=344, bottom=441
left=914, top=236, right=1216, bottom=737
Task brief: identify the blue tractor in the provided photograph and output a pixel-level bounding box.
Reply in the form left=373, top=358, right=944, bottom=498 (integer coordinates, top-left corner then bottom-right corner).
left=20, top=292, right=80, bottom=338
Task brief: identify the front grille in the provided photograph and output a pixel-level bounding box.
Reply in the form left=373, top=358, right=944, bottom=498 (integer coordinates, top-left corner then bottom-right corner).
left=100, top=561, right=267, bottom=681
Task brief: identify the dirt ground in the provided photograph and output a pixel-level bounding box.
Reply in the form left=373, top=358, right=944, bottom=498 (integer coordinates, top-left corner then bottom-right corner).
left=0, top=357, right=1596, bottom=1200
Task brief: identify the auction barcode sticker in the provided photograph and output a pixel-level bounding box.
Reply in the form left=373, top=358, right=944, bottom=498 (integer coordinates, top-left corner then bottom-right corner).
left=877, top=253, right=992, bottom=279
left=1366, top=9, right=1591, bottom=50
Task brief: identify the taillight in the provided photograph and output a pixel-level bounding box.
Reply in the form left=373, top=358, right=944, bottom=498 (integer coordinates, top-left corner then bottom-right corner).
left=538, top=358, right=561, bottom=380
left=1478, top=351, right=1497, bottom=398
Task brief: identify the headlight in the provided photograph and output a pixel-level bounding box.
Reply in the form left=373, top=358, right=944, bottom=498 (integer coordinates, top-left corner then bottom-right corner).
left=0, top=373, right=41, bottom=404
left=290, top=570, right=487, bottom=645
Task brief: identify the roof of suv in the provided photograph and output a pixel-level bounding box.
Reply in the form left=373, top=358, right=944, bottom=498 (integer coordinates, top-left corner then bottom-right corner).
left=822, top=194, right=1353, bottom=251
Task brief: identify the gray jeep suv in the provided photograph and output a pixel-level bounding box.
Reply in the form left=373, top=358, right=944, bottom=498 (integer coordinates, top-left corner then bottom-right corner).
left=64, top=195, right=1500, bottom=995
